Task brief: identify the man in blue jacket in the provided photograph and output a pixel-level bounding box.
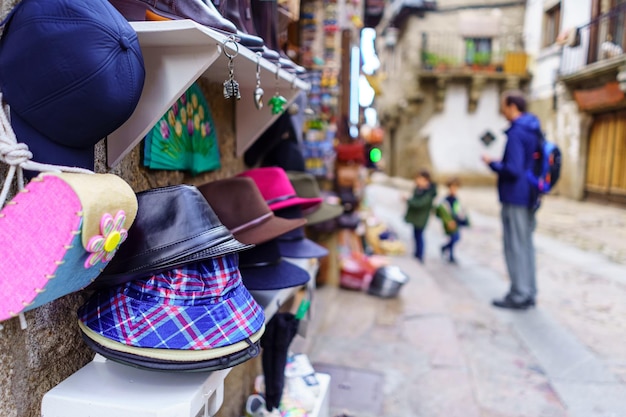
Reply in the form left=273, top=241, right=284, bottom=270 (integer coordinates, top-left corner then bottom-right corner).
left=482, top=91, right=540, bottom=310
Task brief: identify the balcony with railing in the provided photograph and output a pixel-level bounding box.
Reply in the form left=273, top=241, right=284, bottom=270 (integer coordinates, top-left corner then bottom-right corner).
left=418, top=32, right=529, bottom=77
left=560, top=5, right=626, bottom=78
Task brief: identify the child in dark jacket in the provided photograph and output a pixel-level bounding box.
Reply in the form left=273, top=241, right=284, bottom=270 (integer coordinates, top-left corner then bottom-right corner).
left=404, top=170, right=437, bottom=263
left=435, top=177, right=469, bottom=263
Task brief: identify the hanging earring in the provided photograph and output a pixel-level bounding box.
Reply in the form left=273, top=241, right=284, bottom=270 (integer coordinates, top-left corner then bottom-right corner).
left=268, top=64, right=287, bottom=115
left=288, top=76, right=300, bottom=115
left=222, top=36, right=241, bottom=100
left=254, top=52, right=264, bottom=110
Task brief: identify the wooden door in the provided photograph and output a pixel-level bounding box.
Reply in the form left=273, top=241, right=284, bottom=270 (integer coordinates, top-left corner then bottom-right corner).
left=586, top=110, right=626, bottom=196
left=609, top=110, right=626, bottom=195
left=586, top=113, right=616, bottom=193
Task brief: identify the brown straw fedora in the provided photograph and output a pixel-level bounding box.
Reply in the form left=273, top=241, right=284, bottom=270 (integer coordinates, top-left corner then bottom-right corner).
left=197, top=177, right=306, bottom=245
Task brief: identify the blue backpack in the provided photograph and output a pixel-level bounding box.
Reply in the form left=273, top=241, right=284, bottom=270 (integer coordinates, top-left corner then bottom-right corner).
left=528, top=133, right=562, bottom=208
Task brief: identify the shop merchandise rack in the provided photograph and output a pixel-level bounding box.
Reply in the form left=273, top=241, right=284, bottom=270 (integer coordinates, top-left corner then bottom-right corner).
left=105, top=20, right=310, bottom=167
left=41, top=260, right=319, bottom=417
left=298, top=0, right=342, bottom=180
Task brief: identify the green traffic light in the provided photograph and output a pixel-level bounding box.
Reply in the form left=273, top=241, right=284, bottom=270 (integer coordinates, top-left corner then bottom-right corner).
left=370, top=147, right=382, bottom=163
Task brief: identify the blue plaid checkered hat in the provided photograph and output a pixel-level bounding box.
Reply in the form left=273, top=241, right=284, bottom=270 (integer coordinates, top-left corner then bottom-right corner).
left=77, top=254, right=265, bottom=350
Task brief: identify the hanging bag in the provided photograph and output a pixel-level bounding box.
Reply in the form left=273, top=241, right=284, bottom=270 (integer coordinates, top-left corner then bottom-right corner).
left=0, top=97, right=138, bottom=323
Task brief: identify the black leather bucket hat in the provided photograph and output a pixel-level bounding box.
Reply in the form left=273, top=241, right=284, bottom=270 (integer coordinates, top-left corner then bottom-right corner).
left=93, top=185, right=252, bottom=288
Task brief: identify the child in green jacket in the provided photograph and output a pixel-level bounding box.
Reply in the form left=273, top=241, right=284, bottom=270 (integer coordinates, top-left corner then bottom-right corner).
left=435, top=177, right=469, bottom=263
left=404, top=170, right=437, bottom=263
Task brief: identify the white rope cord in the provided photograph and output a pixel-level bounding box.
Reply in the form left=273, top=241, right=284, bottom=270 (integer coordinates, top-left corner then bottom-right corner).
left=0, top=93, right=96, bottom=330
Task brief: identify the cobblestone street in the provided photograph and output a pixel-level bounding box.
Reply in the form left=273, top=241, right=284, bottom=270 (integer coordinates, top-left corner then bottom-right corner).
left=296, top=179, right=626, bottom=417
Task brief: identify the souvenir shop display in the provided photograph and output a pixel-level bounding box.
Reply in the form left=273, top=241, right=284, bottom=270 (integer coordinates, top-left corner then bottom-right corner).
left=299, top=0, right=343, bottom=179
left=143, top=82, right=221, bottom=175
left=0, top=0, right=351, bottom=412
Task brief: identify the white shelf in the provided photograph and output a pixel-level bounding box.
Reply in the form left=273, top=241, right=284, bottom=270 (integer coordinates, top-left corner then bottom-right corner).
left=106, top=20, right=310, bottom=167
left=41, top=354, right=229, bottom=417
left=309, top=373, right=331, bottom=417
left=250, top=286, right=301, bottom=323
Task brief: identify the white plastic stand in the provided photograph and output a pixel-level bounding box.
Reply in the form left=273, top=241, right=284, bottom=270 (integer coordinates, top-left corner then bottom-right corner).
left=41, top=355, right=228, bottom=417
left=309, top=373, right=331, bottom=417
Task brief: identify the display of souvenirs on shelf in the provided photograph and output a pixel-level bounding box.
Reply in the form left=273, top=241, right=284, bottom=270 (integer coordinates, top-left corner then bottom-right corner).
left=143, top=82, right=221, bottom=176
left=303, top=123, right=335, bottom=177
left=299, top=0, right=320, bottom=69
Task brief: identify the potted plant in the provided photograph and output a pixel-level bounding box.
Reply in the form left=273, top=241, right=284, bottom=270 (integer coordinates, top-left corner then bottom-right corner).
left=475, top=51, right=491, bottom=67
left=422, top=52, right=438, bottom=70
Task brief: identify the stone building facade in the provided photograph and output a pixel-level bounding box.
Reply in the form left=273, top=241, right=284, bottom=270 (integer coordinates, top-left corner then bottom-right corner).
left=374, top=0, right=530, bottom=184
left=524, top=0, right=626, bottom=201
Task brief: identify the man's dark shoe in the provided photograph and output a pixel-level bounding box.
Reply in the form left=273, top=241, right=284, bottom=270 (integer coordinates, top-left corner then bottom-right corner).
left=492, top=297, right=535, bottom=310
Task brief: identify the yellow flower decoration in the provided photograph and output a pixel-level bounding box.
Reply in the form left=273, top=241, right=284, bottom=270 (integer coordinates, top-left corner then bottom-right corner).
left=180, top=107, right=187, bottom=124
left=198, top=106, right=205, bottom=121
left=174, top=120, right=183, bottom=137
left=191, top=94, right=199, bottom=109
left=167, top=109, right=175, bottom=126
left=194, top=113, right=200, bottom=130
left=85, top=211, right=128, bottom=268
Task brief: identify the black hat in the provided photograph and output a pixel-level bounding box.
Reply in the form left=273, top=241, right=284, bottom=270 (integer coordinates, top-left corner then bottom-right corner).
left=94, top=185, right=252, bottom=288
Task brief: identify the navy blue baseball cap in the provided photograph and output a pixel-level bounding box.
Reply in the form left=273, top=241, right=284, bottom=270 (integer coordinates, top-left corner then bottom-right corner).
left=0, top=0, right=145, bottom=170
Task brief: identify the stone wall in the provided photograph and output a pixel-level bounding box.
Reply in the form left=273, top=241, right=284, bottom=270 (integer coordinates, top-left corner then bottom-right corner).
left=0, top=2, right=259, bottom=411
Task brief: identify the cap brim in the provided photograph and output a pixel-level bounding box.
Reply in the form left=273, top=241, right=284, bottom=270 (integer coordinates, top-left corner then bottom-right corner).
left=78, top=282, right=264, bottom=350
left=269, top=196, right=322, bottom=212
left=92, top=237, right=253, bottom=288
left=11, top=109, right=95, bottom=173
left=239, top=259, right=310, bottom=290
left=276, top=238, right=329, bottom=259
left=234, top=216, right=307, bottom=246
left=305, top=202, right=344, bottom=225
